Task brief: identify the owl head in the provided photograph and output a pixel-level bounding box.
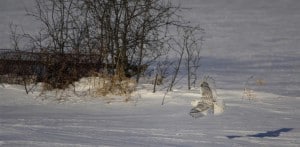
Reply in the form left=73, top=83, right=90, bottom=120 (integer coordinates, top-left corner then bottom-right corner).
left=200, top=81, right=209, bottom=88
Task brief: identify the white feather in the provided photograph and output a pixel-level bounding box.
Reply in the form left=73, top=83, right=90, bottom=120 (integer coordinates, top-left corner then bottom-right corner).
left=213, top=100, right=225, bottom=115
left=191, top=99, right=201, bottom=107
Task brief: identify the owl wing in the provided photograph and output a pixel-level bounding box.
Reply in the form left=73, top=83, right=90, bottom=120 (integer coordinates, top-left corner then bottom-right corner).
left=189, top=101, right=212, bottom=118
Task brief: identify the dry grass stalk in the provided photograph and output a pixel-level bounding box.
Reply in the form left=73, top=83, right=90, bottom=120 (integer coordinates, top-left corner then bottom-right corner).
left=243, top=88, right=256, bottom=100
left=256, top=79, right=266, bottom=86
left=94, top=74, right=137, bottom=102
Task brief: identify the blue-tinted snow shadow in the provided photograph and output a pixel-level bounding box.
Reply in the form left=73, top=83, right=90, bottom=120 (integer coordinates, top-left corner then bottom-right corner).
left=227, top=128, right=293, bottom=139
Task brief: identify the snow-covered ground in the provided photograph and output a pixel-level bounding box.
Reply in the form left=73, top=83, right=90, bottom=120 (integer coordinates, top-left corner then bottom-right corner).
left=1, top=84, right=299, bottom=147
left=1, top=0, right=300, bottom=146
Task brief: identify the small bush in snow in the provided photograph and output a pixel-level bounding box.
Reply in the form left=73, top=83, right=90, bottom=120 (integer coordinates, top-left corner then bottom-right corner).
left=75, top=73, right=137, bottom=102
left=242, top=76, right=266, bottom=100
left=96, top=75, right=136, bottom=97
left=243, top=88, right=257, bottom=100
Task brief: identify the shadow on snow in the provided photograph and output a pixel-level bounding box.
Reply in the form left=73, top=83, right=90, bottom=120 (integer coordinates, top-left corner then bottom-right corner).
left=227, top=128, right=293, bottom=139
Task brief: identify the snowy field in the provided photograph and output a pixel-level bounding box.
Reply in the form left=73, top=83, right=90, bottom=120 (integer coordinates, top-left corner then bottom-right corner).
left=1, top=0, right=300, bottom=146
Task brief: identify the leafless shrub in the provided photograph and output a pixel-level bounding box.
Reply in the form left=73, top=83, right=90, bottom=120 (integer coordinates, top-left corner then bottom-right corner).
left=153, top=74, right=164, bottom=86
left=256, top=79, right=266, bottom=86
left=95, top=75, right=137, bottom=102
left=243, top=88, right=257, bottom=100
left=2, top=0, right=205, bottom=104
left=182, top=26, right=204, bottom=90
left=152, top=58, right=171, bottom=93
left=242, top=76, right=264, bottom=100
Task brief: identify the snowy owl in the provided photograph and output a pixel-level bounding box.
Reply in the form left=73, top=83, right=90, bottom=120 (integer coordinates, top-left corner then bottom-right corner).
left=200, top=81, right=215, bottom=102
left=190, top=81, right=224, bottom=118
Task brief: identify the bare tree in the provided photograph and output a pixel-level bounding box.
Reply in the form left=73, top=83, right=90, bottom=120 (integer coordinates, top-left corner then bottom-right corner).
left=25, top=0, right=95, bottom=89
left=85, top=0, right=179, bottom=80
left=9, top=0, right=204, bottom=94
left=152, top=56, right=172, bottom=93
left=9, top=23, right=23, bottom=51
left=168, top=35, right=185, bottom=92
left=182, top=26, right=204, bottom=90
